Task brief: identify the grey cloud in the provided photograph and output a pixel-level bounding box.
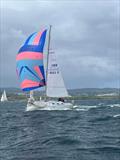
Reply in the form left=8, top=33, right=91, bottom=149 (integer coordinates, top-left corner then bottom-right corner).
left=0, top=0, right=119, bottom=88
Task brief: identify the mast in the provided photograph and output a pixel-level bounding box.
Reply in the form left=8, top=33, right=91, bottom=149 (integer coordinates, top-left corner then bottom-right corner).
left=45, top=25, right=52, bottom=95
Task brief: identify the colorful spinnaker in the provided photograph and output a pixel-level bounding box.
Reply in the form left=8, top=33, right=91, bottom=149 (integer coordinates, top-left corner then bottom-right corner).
left=16, top=30, right=47, bottom=91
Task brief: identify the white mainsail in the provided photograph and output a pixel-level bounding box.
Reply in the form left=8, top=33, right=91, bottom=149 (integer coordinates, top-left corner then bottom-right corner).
left=1, top=90, right=8, bottom=102
left=46, top=51, right=69, bottom=97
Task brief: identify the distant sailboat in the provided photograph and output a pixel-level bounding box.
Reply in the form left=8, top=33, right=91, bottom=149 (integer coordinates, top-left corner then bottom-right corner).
left=1, top=90, right=8, bottom=102
left=16, top=26, right=72, bottom=111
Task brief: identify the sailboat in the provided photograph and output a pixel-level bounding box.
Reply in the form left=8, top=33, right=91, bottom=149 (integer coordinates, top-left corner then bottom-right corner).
left=1, top=90, right=8, bottom=102
left=16, top=26, right=73, bottom=111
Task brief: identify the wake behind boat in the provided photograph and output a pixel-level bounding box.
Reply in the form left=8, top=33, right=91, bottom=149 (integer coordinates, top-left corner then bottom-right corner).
left=16, top=26, right=73, bottom=111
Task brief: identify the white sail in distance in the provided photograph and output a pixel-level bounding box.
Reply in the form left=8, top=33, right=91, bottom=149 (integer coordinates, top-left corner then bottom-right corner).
left=1, top=90, right=8, bottom=102
left=46, top=51, right=69, bottom=97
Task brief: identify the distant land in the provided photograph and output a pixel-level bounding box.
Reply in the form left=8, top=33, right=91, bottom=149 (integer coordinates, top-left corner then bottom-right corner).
left=0, top=88, right=120, bottom=101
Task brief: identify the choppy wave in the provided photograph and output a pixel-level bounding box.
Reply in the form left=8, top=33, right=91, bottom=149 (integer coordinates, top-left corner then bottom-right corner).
left=108, top=104, right=120, bottom=108
left=29, top=103, right=120, bottom=111
left=72, top=105, right=99, bottom=111
left=0, top=100, right=120, bottom=160
left=113, top=114, right=120, bottom=118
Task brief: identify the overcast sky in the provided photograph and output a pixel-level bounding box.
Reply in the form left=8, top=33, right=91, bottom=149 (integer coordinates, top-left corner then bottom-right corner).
left=0, top=0, right=119, bottom=89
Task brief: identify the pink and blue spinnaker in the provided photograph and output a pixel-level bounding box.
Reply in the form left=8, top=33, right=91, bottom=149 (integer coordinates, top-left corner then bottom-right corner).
left=16, top=30, right=47, bottom=91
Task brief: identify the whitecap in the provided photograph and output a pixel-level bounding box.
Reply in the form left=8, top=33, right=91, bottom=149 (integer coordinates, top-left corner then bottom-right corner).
left=75, top=108, right=88, bottom=111
left=109, top=104, right=120, bottom=108
left=113, top=114, right=120, bottom=118
left=72, top=105, right=99, bottom=111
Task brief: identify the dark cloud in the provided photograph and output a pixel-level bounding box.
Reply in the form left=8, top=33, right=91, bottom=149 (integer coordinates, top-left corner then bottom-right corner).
left=0, top=0, right=119, bottom=88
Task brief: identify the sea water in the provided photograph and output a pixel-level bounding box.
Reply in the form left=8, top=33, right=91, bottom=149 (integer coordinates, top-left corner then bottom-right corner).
left=0, top=99, right=120, bottom=160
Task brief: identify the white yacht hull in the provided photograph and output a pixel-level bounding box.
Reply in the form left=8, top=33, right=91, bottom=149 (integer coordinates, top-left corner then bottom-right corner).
left=26, top=100, right=73, bottom=111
